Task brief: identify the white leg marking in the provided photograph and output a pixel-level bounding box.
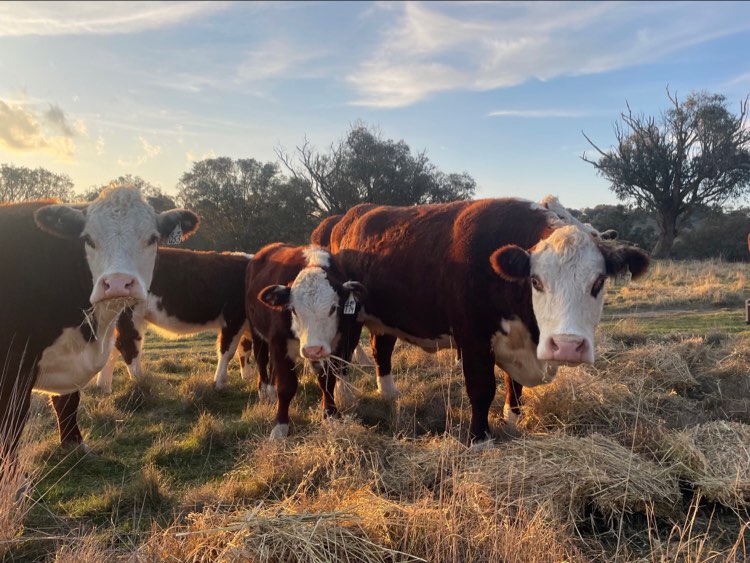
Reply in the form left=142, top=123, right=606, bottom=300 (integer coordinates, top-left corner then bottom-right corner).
left=214, top=328, right=243, bottom=390
left=503, top=403, right=520, bottom=429
left=260, top=383, right=277, bottom=404
left=377, top=374, right=400, bottom=401
left=469, top=433, right=495, bottom=451
left=269, top=423, right=289, bottom=440
left=95, top=348, right=118, bottom=394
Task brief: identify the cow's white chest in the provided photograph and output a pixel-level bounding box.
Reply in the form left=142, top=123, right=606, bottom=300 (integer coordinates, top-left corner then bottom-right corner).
left=35, top=325, right=116, bottom=395
left=361, top=312, right=453, bottom=352
left=491, top=318, right=558, bottom=387
left=145, top=296, right=223, bottom=337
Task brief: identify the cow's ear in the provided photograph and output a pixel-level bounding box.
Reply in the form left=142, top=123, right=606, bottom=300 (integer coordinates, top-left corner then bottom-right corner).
left=599, top=243, right=650, bottom=280
left=342, top=281, right=367, bottom=302
left=34, top=204, right=86, bottom=239
left=157, top=209, right=200, bottom=242
left=490, top=245, right=530, bottom=282
left=259, top=285, right=291, bottom=310
left=599, top=229, right=618, bottom=241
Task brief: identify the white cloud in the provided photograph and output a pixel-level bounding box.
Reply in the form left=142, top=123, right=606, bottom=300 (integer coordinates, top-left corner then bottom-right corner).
left=186, top=149, right=216, bottom=163
left=0, top=1, right=230, bottom=37
left=117, top=136, right=161, bottom=167
left=488, top=109, right=589, bottom=118
left=348, top=2, right=750, bottom=108
left=95, top=135, right=105, bottom=156
left=0, top=98, right=80, bottom=160
left=236, top=38, right=326, bottom=83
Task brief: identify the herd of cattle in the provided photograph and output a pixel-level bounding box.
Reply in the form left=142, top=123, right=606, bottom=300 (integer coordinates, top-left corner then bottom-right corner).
left=0, top=186, right=649, bottom=467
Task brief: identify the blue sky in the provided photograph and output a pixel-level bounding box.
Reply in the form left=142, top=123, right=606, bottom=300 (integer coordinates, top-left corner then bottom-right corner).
left=1, top=1, right=750, bottom=210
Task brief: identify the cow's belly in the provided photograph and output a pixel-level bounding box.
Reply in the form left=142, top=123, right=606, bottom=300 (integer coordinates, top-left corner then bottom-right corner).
left=35, top=327, right=115, bottom=395
left=491, top=317, right=558, bottom=387
left=145, top=300, right=223, bottom=338
left=361, top=312, right=454, bottom=352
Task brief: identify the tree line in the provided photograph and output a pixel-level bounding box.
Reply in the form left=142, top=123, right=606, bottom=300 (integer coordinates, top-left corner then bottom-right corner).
left=2, top=90, right=750, bottom=260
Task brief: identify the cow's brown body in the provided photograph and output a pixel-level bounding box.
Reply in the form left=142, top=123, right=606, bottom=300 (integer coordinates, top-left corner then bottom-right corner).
left=0, top=201, right=93, bottom=456
left=328, top=198, right=648, bottom=440
left=245, top=243, right=363, bottom=437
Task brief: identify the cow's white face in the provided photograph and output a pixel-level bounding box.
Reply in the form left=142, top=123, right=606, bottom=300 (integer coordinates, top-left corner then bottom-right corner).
left=259, top=247, right=366, bottom=362
left=490, top=225, right=649, bottom=365
left=528, top=226, right=606, bottom=364
left=34, top=186, right=199, bottom=306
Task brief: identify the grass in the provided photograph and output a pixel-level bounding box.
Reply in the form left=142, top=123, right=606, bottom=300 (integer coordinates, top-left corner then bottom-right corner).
left=2, top=258, right=750, bottom=561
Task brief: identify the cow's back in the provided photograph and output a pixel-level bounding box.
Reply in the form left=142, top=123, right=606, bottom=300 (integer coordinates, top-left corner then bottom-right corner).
left=329, top=199, right=552, bottom=342
left=310, top=214, right=343, bottom=248
left=0, top=202, right=91, bottom=369
left=148, top=248, right=250, bottom=325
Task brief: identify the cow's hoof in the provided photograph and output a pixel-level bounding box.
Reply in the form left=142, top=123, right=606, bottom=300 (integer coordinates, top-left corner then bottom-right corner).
left=259, top=383, right=277, bottom=404
left=377, top=375, right=400, bottom=401
left=334, top=379, right=356, bottom=410
left=269, top=424, right=289, bottom=440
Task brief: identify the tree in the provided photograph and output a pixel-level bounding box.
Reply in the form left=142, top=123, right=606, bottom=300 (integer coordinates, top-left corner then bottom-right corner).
left=582, top=89, right=750, bottom=258
left=276, top=122, right=476, bottom=216
left=0, top=163, right=74, bottom=203
left=572, top=204, right=658, bottom=251
left=176, top=157, right=316, bottom=252
left=80, top=175, right=176, bottom=211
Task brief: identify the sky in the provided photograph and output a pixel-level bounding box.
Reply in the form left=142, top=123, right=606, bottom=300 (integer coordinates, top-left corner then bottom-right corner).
left=1, top=1, right=750, bottom=210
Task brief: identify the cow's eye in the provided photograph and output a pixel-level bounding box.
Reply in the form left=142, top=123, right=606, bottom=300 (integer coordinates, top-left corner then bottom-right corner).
left=531, top=275, right=544, bottom=292
left=591, top=275, right=606, bottom=298
left=147, top=234, right=159, bottom=246
left=329, top=305, right=336, bottom=316
left=82, top=234, right=96, bottom=249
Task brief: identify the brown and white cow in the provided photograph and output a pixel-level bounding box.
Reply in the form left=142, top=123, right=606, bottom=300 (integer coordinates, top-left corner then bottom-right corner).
left=327, top=197, right=649, bottom=443
left=246, top=243, right=365, bottom=439
left=0, top=187, right=198, bottom=460
left=95, top=248, right=254, bottom=393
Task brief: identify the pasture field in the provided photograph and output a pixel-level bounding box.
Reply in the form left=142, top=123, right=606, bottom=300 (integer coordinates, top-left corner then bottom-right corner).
left=3, top=259, right=750, bottom=562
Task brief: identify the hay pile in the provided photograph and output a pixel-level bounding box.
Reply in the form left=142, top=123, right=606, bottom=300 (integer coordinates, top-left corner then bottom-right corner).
left=660, top=421, right=750, bottom=507
left=461, top=433, right=681, bottom=525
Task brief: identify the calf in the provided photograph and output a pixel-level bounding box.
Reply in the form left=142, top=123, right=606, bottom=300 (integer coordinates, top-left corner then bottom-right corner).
left=328, top=197, right=649, bottom=442
left=246, top=243, right=365, bottom=438
left=95, top=249, right=254, bottom=393
left=0, top=187, right=198, bottom=461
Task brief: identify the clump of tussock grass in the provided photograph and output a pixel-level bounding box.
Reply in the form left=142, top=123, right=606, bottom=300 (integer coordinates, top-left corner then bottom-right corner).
left=82, top=463, right=173, bottom=518
left=153, top=356, right=189, bottom=374
left=178, top=372, right=216, bottom=411
left=85, top=398, right=125, bottom=439
left=53, top=536, right=119, bottom=563
left=111, top=373, right=161, bottom=412
left=659, top=421, right=750, bottom=507
left=0, top=443, right=35, bottom=555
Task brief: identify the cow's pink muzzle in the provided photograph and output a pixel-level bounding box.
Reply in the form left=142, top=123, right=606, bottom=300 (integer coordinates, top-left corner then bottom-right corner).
left=538, top=335, right=593, bottom=364
left=91, top=273, right=144, bottom=303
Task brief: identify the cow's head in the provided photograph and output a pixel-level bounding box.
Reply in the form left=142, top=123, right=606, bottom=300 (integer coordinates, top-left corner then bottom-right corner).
left=490, top=225, right=649, bottom=364
left=34, top=186, right=199, bottom=306
left=259, top=247, right=366, bottom=362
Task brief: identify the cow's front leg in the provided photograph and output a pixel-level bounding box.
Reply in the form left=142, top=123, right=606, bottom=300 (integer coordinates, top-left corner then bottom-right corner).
left=50, top=392, right=90, bottom=452
left=117, top=306, right=145, bottom=381
left=461, top=345, right=496, bottom=444
left=314, top=360, right=340, bottom=418
left=269, top=338, right=297, bottom=439
left=214, top=318, right=245, bottom=390
left=252, top=336, right=275, bottom=404
left=370, top=333, right=399, bottom=400
left=502, top=371, right=523, bottom=437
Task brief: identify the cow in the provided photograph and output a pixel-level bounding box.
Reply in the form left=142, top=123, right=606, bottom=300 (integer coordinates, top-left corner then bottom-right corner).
left=95, top=248, right=254, bottom=394
left=0, top=186, right=199, bottom=462
left=246, top=243, right=366, bottom=439
left=326, top=196, right=649, bottom=443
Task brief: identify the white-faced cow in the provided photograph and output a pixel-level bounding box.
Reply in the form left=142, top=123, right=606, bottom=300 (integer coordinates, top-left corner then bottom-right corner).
left=246, top=243, right=365, bottom=439
left=95, top=248, right=254, bottom=394
left=0, top=187, right=198, bottom=461
left=327, top=197, right=649, bottom=443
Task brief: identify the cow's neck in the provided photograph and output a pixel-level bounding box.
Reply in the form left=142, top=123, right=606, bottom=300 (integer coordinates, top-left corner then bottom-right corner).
left=34, top=303, right=127, bottom=395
